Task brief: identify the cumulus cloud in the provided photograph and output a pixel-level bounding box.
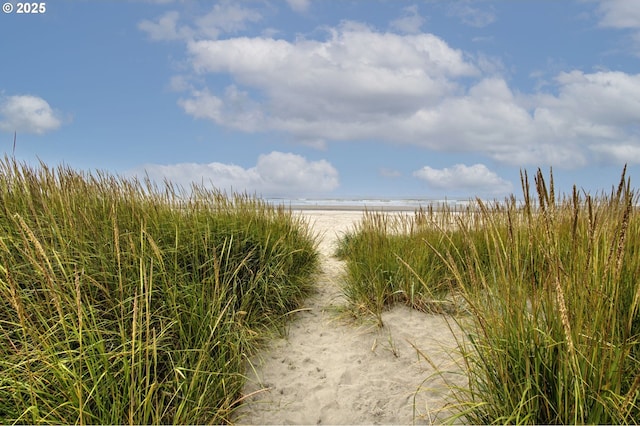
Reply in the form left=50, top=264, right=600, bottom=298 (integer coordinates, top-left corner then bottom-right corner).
left=182, top=23, right=478, bottom=138
left=0, top=95, right=63, bottom=134
left=403, top=78, right=536, bottom=156
left=143, top=8, right=640, bottom=170
left=528, top=71, right=640, bottom=166
left=132, top=151, right=339, bottom=197
left=181, top=24, right=640, bottom=167
left=413, top=163, right=512, bottom=195
left=545, top=71, right=640, bottom=126
left=186, top=28, right=477, bottom=108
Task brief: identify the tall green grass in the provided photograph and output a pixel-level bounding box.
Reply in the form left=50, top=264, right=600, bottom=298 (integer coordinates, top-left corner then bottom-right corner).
left=335, top=205, right=469, bottom=324
left=0, top=157, right=319, bottom=424
left=337, top=168, right=640, bottom=424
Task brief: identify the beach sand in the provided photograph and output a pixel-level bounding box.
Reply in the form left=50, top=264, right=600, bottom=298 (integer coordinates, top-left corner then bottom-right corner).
left=234, top=209, right=462, bottom=425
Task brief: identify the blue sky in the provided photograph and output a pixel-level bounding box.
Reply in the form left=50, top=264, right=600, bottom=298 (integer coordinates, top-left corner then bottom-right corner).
left=2, top=0, right=640, bottom=200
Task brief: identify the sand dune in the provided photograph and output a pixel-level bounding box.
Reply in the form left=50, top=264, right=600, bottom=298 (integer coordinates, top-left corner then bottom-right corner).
left=234, top=210, right=462, bottom=425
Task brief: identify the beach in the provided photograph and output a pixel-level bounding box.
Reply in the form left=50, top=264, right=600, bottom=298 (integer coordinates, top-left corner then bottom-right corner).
left=234, top=209, right=462, bottom=425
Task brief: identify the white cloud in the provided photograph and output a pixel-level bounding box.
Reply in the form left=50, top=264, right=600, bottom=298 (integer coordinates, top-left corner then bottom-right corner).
left=0, top=95, right=63, bottom=135
left=286, top=0, right=311, bottom=13
left=195, top=2, right=261, bottom=39
left=413, top=163, right=512, bottom=195
left=179, top=21, right=640, bottom=168
left=390, top=5, right=425, bottom=34
left=182, top=23, right=478, bottom=138
left=177, top=89, right=224, bottom=122
left=138, top=2, right=261, bottom=41
left=187, top=23, right=477, bottom=81
left=138, top=11, right=192, bottom=41
left=178, top=86, right=264, bottom=132
left=595, top=0, right=640, bottom=55
left=403, top=78, right=535, bottom=153
left=590, top=143, right=640, bottom=165
left=254, top=151, right=338, bottom=194
left=543, top=71, right=640, bottom=127
left=142, top=9, right=640, bottom=170
left=597, top=0, right=640, bottom=29
left=132, top=151, right=339, bottom=197
left=527, top=71, right=640, bottom=166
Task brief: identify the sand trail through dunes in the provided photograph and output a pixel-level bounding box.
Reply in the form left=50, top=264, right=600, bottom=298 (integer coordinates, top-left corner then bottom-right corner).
left=234, top=210, right=462, bottom=425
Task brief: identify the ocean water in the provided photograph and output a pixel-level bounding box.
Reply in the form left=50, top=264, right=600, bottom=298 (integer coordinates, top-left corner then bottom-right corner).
left=264, top=197, right=474, bottom=210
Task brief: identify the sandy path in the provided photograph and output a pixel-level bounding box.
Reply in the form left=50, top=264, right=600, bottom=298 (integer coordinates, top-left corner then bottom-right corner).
left=234, top=210, right=461, bottom=425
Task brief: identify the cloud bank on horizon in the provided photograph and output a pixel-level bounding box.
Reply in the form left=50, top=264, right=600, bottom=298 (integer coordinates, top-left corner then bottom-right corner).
left=138, top=151, right=339, bottom=197
left=2, top=0, right=640, bottom=199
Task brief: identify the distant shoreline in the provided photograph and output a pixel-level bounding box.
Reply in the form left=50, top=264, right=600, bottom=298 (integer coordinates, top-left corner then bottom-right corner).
left=287, top=204, right=420, bottom=212
left=268, top=199, right=474, bottom=212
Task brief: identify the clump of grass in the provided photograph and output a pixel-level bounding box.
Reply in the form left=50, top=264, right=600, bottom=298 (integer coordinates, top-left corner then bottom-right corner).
left=441, top=168, right=640, bottom=424
left=335, top=205, right=466, bottom=324
left=0, top=156, right=318, bottom=424
left=338, top=167, right=640, bottom=424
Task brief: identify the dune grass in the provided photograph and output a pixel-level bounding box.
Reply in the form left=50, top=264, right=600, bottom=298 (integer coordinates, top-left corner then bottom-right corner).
left=0, top=156, right=319, bottom=424
left=334, top=204, right=469, bottom=325
left=337, top=167, right=640, bottom=424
